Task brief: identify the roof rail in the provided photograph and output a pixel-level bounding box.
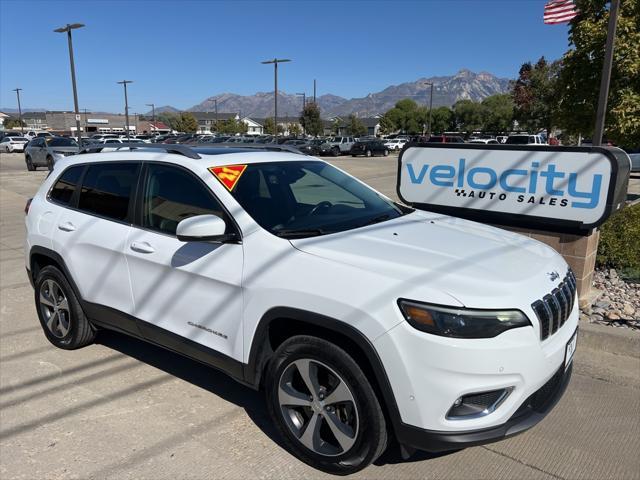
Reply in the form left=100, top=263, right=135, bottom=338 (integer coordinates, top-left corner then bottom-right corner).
left=195, top=142, right=304, bottom=155
left=79, top=143, right=201, bottom=159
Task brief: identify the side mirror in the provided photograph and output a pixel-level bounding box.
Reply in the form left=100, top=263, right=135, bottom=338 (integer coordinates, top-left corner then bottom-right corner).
left=176, top=214, right=237, bottom=243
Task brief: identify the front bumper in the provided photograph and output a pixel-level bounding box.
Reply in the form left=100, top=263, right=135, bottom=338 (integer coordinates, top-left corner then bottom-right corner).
left=395, top=362, right=573, bottom=452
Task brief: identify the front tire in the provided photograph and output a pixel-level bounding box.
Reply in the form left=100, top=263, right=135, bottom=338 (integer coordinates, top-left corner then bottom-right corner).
left=332, top=147, right=340, bottom=157
left=383, top=149, right=389, bottom=157
left=25, top=155, right=35, bottom=171
left=46, top=155, right=54, bottom=171
left=34, top=266, right=96, bottom=350
left=266, top=335, right=387, bottom=475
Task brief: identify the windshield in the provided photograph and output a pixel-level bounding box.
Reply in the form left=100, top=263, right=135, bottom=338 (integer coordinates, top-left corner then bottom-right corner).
left=505, top=136, right=529, bottom=144
left=230, top=161, right=408, bottom=238
left=47, top=137, right=78, bottom=147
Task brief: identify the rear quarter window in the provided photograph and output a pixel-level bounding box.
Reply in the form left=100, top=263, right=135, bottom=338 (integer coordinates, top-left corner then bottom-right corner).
left=49, top=166, right=85, bottom=206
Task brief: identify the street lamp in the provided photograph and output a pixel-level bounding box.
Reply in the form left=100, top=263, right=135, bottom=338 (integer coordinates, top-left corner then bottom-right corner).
left=54, top=23, right=84, bottom=143
left=12, top=88, right=24, bottom=134
left=117, top=80, right=133, bottom=142
left=146, top=103, right=155, bottom=132
left=261, top=58, right=291, bottom=137
left=423, top=82, right=434, bottom=137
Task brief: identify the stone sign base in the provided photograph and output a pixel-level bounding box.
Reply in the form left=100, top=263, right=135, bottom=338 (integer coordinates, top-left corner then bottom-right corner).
left=500, top=226, right=599, bottom=308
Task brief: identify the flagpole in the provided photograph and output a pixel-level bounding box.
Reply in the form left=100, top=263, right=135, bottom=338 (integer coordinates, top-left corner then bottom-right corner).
left=593, top=0, right=620, bottom=146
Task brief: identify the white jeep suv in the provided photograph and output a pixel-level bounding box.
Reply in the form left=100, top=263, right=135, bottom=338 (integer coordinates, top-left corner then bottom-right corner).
left=25, top=144, right=577, bottom=474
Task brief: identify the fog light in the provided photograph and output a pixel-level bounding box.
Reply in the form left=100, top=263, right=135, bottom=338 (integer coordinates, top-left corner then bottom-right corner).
left=446, top=387, right=514, bottom=420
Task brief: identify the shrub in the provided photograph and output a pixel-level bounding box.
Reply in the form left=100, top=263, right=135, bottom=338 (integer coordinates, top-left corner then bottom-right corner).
left=597, top=203, right=640, bottom=278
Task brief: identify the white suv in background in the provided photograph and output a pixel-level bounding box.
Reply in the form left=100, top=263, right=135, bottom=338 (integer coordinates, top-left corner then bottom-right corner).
left=25, top=144, right=577, bottom=474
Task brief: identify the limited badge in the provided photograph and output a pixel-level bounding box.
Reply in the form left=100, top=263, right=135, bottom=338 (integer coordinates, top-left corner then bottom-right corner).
left=209, top=164, right=247, bottom=191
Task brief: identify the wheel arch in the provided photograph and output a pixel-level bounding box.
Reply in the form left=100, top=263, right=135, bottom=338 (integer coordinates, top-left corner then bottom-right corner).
left=29, top=246, right=82, bottom=301
left=245, top=307, right=403, bottom=436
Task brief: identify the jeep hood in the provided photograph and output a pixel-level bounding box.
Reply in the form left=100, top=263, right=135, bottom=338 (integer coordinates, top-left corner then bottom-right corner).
left=290, top=211, right=567, bottom=309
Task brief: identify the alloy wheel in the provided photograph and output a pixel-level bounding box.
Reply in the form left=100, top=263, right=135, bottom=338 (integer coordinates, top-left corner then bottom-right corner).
left=278, top=358, right=359, bottom=456
left=39, top=279, right=71, bottom=338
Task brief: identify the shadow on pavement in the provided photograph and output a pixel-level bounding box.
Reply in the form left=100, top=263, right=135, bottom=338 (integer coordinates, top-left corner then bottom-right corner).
left=95, top=329, right=286, bottom=450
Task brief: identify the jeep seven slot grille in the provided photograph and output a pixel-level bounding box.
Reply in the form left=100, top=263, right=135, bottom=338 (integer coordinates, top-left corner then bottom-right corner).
left=531, top=270, right=576, bottom=341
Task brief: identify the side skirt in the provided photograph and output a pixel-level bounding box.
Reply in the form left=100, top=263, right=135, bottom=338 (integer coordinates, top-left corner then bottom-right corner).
left=85, top=301, right=250, bottom=388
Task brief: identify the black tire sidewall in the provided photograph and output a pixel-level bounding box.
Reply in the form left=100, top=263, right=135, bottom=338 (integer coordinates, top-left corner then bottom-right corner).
left=34, top=266, right=92, bottom=349
left=265, top=336, right=386, bottom=475
left=46, top=155, right=53, bottom=170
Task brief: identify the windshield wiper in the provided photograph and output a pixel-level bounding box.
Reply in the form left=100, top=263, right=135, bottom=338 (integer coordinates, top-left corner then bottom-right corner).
left=359, top=214, right=391, bottom=228
left=273, top=228, right=327, bottom=239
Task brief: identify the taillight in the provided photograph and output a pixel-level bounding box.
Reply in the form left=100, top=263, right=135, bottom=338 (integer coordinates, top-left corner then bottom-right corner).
left=24, top=198, right=33, bottom=215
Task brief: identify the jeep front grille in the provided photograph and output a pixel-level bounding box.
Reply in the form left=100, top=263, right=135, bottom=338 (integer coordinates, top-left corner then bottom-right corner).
left=531, top=270, right=576, bottom=341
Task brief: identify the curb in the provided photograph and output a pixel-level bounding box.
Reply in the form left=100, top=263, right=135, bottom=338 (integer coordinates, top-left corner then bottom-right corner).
left=578, top=319, right=640, bottom=358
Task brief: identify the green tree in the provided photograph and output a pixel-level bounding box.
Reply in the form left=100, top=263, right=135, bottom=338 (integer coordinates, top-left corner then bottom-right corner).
left=4, top=118, right=25, bottom=129
left=481, top=94, right=514, bottom=133
left=556, top=0, right=639, bottom=146
left=381, top=99, right=427, bottom=135
left=216, top=118, right=247, bottom=135
left=345, top=115, right=367, bottom=136
left=453, top=99, right=485, bottom=132
left=300, top=102, right=323, bottom=136
left=331, top=118, right=341, bottom=135
left=173, top=112, right=199, bottom=133
left=512, top=57, right=560, bottom=135
left=288, top=122, right=302, bottom=136
left=157, top=112, right=179, bottom=131
left=263, top=117, right=283, bottom=135
left=379, top=113, right=397, bottom=135
left=429, top=106, right=454, bottom=134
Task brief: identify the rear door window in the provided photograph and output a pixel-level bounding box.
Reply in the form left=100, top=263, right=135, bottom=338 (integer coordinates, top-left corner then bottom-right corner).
left=78, top=162, right=140, bottom=222
left=49, top=165, right=85, bottom=206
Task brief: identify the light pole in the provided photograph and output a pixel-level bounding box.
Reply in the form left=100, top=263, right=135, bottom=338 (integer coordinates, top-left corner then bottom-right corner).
left=261, top=58, right=291, bottom=137
left=296, top=92, right=306, bottom=136
left=213, top=99, right=218, bottom=133
left=423, top=82, right=434, bottom=137
left=117, top=80, right=133, bottom=142
left=146, top=103, right=155, bottom=132
left=313, top=79, right=317, bottom=103
left=12, top=88, right=24, bottom=134
left=54, top=23, right=84, bottom=143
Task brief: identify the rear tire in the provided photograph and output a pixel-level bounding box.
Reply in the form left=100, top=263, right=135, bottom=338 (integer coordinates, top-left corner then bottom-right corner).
left=34, top=266, right=96, bottom=350
left=383, top=149, right=389, bottom=157
left=46, top=155, right=53, bottom=171
left=266, top=335, right=387, bottom=475
left=332, top=147, right=340, bottom=157
left=365, top=149, right=372, bottom=157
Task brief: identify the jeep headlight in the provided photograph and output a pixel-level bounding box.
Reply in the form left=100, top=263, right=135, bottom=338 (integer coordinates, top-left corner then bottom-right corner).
left=398, top=299, right=531, bottom=338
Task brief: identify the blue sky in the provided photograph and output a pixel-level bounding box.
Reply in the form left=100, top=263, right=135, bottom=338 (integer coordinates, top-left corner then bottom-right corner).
left=1, top=0, right=571, bottom=113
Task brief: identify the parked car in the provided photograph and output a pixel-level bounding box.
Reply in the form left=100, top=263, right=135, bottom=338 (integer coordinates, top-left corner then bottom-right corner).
left=25, top=144, right=577, bottom=474
left=0, top=136, right=29, bottom=152
left=351, top=140, right=389, bottom=157
left=505, top=134, right=547, bottom=145
left=469, top=138, right=501, bottom=145
left=384, top=139, right=407, bottom=151
left=323, top=136, right=356, bottom=156
left=298, top=139, right=330, bottom=155
left=0, top=131, right=23, bottom=142
left=426, top=135, right=465, bottom=143
left=24, top=136, right=79, bottom=170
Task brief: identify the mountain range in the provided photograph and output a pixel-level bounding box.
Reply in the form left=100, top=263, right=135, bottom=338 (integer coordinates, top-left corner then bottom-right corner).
left=188, top=69, right=511, bottom=118
left=1, top=70, right=512, bottom=119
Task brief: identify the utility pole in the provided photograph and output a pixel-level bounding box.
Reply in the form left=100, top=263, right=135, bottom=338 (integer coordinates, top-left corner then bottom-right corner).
left=593, top=0, right=620, bottom=146
left=54, top=23, right=84, bottom=143
left=117, top=80, right=133, bottom=142
left=146, top=103, right=155, bottom=133
left=313, top=79, right=317, bottom=103
left=296, top=92, right=306, bottom=136
left=84, top=108, right=88, bottom=133
left=12, top=88, right=24, bottom=134
left=423, top=82, right=434, bottom=137
left=261, top=58, right=291, bottom=137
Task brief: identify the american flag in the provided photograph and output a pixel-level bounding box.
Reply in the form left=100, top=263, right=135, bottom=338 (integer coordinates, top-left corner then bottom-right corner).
left=544, top=0, right=579, bottom=24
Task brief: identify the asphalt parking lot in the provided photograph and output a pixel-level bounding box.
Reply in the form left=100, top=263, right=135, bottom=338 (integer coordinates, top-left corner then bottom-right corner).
left=1, top=151, right=639, bottom=480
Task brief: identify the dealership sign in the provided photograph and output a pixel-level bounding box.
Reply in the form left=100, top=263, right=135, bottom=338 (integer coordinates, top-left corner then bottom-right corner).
left=397, top=144, right=630, bottom=234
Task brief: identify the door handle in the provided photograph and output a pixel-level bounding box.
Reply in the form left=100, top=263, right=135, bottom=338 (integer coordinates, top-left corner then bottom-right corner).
left=58, top=222, right=76, bottom=232
left=130, top=241, right=155, bottom=254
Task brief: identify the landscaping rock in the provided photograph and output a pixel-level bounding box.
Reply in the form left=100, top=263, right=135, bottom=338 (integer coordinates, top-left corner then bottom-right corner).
left=581, top=268, right=640, bottom=331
